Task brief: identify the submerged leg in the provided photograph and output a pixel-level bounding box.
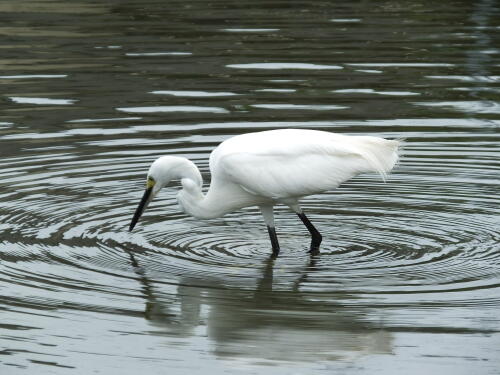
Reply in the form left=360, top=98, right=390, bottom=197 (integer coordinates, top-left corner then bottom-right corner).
left=297, top=211, right=322, bottom=254
left=267, top=226, right=280, bottom=258
left=260, top=205, right=280, bottom=257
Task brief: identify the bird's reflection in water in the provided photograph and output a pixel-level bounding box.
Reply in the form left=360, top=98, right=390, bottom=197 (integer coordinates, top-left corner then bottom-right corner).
left=128, top=253, right=393, bottom=362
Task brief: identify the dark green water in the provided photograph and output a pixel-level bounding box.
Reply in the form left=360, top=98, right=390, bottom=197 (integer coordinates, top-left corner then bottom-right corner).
left=1, top=0, right=499, bottom=374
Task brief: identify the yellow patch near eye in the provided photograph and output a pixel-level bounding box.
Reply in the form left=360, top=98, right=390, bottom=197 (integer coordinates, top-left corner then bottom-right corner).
left=146, top=177, right=155, bottom=189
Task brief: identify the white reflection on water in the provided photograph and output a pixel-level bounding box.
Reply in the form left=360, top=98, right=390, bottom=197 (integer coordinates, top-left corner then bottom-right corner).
left=125, top=52, right=192, bottom=56
left=227, top=63, right=343, bottom=70
left=150, top=90, right=240, bottom=97
left=348, top=63, right=455, bottom=67
left=426, top=75, right=500, bottom=82
left=330, top=18, right=362, bottom=23
left=132, top=256, right=394, bottom=364
left=412, top=100, right=500, bottom=114
left=254, top=89, right=297, bottom=93
left=221, top=28, right=280, bottom=32
left=267, top=79, right=307, bottom=82
left=94, top=45, right=122, bottom=49
left=0, top=74, right=67, bottom=79
left=332, top=89, right=420, bottom=96
left=451, top=87, right=500, bottom=93
left=67, top=117, right=142, bottom=123
left=9, top=97, right=76, bottom=105
left=251, top=104, right=348, bottom=110
left=355, top=69, right=383, bottom=74
left=116, top=106, right=230, bottom=113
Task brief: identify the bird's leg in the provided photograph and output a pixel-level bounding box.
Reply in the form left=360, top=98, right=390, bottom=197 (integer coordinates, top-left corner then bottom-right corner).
left=260, top=205, right=280, bottom=257
left=297, top=212, right=322, bottom=254
left=267, top=226, right=280, bottom=258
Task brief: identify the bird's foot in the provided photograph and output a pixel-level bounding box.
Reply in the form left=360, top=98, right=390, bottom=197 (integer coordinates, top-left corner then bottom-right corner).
left=271, top=248, right=280, bottom=259
left=308, top=236, right=322, bottom=255
left=308, top=245, right=320, bottom=256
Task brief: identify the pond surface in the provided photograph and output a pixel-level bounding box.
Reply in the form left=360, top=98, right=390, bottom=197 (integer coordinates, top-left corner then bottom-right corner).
left=1, top=0, right=499, bottom=374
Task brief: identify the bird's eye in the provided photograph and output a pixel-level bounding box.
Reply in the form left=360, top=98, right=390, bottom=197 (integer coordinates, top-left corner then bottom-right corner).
left=146, top=176, right=155, bottom=188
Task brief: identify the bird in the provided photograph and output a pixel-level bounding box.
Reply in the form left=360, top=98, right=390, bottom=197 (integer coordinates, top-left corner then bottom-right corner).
left=129, top=129, right=401, bottom=257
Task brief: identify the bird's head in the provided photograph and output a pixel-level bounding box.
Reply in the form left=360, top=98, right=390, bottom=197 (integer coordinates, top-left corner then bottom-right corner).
left=128, top=156, right=188, bottom=231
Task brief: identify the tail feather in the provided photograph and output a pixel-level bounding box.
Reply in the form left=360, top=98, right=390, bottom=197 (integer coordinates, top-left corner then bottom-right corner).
left=353, top=137, right=402, bottom=181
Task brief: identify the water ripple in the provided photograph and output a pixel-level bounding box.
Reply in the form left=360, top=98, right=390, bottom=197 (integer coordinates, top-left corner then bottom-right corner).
left=1, top=125, right=498, bottom=302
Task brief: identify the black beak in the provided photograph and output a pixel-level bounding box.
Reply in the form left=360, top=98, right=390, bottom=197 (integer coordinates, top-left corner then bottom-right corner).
left=129, top=186, right=153, bottom=231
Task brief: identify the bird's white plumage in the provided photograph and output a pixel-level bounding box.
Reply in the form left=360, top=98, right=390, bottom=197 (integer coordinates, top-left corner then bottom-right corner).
left=141, top=129, right=400, bottom=220
left=210, top=129, right=399, bottom=200
left=130, top=129, right=401, bottom=255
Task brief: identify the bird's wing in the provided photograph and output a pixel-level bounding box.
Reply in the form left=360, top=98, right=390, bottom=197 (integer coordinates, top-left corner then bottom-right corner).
left=213, top=130, right=399, bottom=200
left=217, top=142, right=366, bottom=199
left=218, top=151, right=359, bottom=199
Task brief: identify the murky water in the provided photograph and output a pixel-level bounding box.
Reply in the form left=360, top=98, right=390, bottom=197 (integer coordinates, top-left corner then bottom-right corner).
left=1, top=0, right=500, bottom=373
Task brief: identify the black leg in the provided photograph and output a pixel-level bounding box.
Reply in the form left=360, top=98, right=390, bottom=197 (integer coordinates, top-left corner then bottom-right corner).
left=297, top=212, right=322, bottom=254
left=267, top=226, right=280, bottom=257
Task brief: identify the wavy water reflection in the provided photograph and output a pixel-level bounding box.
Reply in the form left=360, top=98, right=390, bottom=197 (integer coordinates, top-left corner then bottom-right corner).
left=133, top=255, right=394, bottom=363
left=1, top=0, right=500, bottom=374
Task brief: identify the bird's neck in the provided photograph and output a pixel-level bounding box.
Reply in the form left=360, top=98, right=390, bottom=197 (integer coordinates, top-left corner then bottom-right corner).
left=177, top=184, right=225, bottom=220
left=172, top=159, right=222, bottom=219
left=173, top=158, right=259, bottom=220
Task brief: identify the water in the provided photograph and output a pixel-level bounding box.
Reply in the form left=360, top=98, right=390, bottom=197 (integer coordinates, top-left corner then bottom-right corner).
left=1, top=0, right=499, bottom=374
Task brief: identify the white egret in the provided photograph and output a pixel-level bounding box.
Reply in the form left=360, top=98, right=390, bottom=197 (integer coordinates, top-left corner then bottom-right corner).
left=129, top=129, right=401, bottom=257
